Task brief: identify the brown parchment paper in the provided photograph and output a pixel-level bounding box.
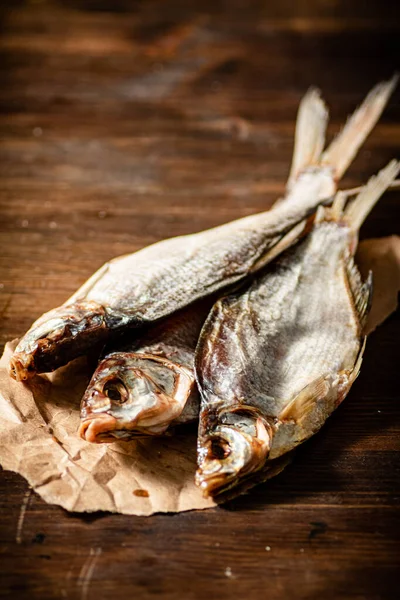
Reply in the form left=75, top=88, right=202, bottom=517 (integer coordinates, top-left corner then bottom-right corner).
left=0, top=236, right=399, bottom=516
left=0, top=347, right=215, bottom=515
left=356, top=236, right=400, bottom=334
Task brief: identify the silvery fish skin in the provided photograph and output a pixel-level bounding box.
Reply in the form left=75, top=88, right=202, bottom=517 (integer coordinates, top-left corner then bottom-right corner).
left=78, top=300, right=211, bottom=443
left=195, top=161, right=399, bottom=497
left=9, top=78, right=396, bottom=381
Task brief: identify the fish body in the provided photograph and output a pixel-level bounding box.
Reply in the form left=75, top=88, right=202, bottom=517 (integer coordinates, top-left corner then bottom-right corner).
left=195, top=161, right=399, bottom=497
left=9, top=78, right=396, bottom=381
left=10, top=173, right=329, bottom=381
left=78, top=300, right=210, bottom=443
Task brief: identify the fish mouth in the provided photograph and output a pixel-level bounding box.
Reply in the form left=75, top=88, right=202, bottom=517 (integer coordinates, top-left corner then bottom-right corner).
left=79, top=416, right=172, bottom=443
left=79, top=414, right=118, bottom=443
left=196, top=469, right=236, bottom=498
left=196, top=423, right=270, bottom=497
left=9, top=353, right=35, bottom=382
left=212, top=453, right=294, bottom=504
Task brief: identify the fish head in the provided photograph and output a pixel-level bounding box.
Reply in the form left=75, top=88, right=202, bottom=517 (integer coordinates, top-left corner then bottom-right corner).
left=196, top=407, right=271, bottom=497
left=9, top=300, right=109, bottom=381
left=79, top=352, right=194, bottom=443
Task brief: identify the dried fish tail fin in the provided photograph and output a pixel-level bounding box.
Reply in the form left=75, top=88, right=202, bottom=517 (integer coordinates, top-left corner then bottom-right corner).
left=284, top=77, right=396, bottom=208
left=344, top=160, right=400, bottom=232
left=287, top=88, right=329, bottom=188
left=321, top=75, right=398, bottom=180
left=335, top=178, right=400, bottom=203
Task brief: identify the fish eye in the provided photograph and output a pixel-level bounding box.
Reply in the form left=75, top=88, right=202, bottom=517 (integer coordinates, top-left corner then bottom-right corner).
left=209, top=437, right=231, bottom=460
left=103, top=378, right=128, bottom=404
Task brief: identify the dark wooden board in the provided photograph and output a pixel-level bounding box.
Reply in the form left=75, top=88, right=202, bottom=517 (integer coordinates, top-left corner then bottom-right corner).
left=0, top=1, right=399, bottom=599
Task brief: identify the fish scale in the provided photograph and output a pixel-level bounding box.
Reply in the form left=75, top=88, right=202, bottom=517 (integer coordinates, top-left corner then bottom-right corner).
left=261, top=224, right=359, bottom=402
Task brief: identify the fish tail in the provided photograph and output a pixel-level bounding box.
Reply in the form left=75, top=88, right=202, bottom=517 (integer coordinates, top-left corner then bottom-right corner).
left=287, top=87, right=329, bottom=188
left=343, top=160, right=400, bottom=231
left=321, top=75, right=398, bottom=180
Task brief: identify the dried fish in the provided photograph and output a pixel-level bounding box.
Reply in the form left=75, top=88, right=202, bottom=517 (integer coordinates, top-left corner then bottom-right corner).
left=78, top=180, right=398, bottom=444
left=9, top=78, right=396, bottom=381
left=78, top=300, right=210, bottom=443
left=195, top=161, right=399, bottom=497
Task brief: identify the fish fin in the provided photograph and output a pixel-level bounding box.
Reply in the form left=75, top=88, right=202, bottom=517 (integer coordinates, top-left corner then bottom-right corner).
left=321, top=75, right=398, bottom=179
left=318, top=161, right=399, bottom=226
left=269, top=374, right=333, bottom=459
left=337, top=178, right=400, bottom=202
left=330, top=190, right=348, bottom=220
left=348, top=336, right=367, bottom=386
left=278, top=375, right=331, bottom=423
left=250, top=218, right=309, bottom=273
left=314, top=204, right=330, bottom=224
left=271, top=350, right=364, bottom=460
left=287, top=87, right=329, bottom=188
left=344, top=160, right=400, bottom=232
left=346, top=257, right=373, bottom=330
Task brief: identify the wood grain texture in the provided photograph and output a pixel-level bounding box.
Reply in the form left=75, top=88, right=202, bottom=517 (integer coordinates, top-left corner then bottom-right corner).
left=0, top=1, right=399, bottom=599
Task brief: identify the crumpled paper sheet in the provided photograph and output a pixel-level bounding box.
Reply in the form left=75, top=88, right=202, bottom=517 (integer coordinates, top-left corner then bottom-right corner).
left=0, top=236, right=399, bottom=516
left=356, top=236, right=400, bottom=334
left=0, top=348, right=215, bottom=515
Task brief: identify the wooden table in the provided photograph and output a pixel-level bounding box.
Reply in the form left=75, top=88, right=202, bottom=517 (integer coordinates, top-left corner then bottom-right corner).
left=0, top=2, right=399, bottom=598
